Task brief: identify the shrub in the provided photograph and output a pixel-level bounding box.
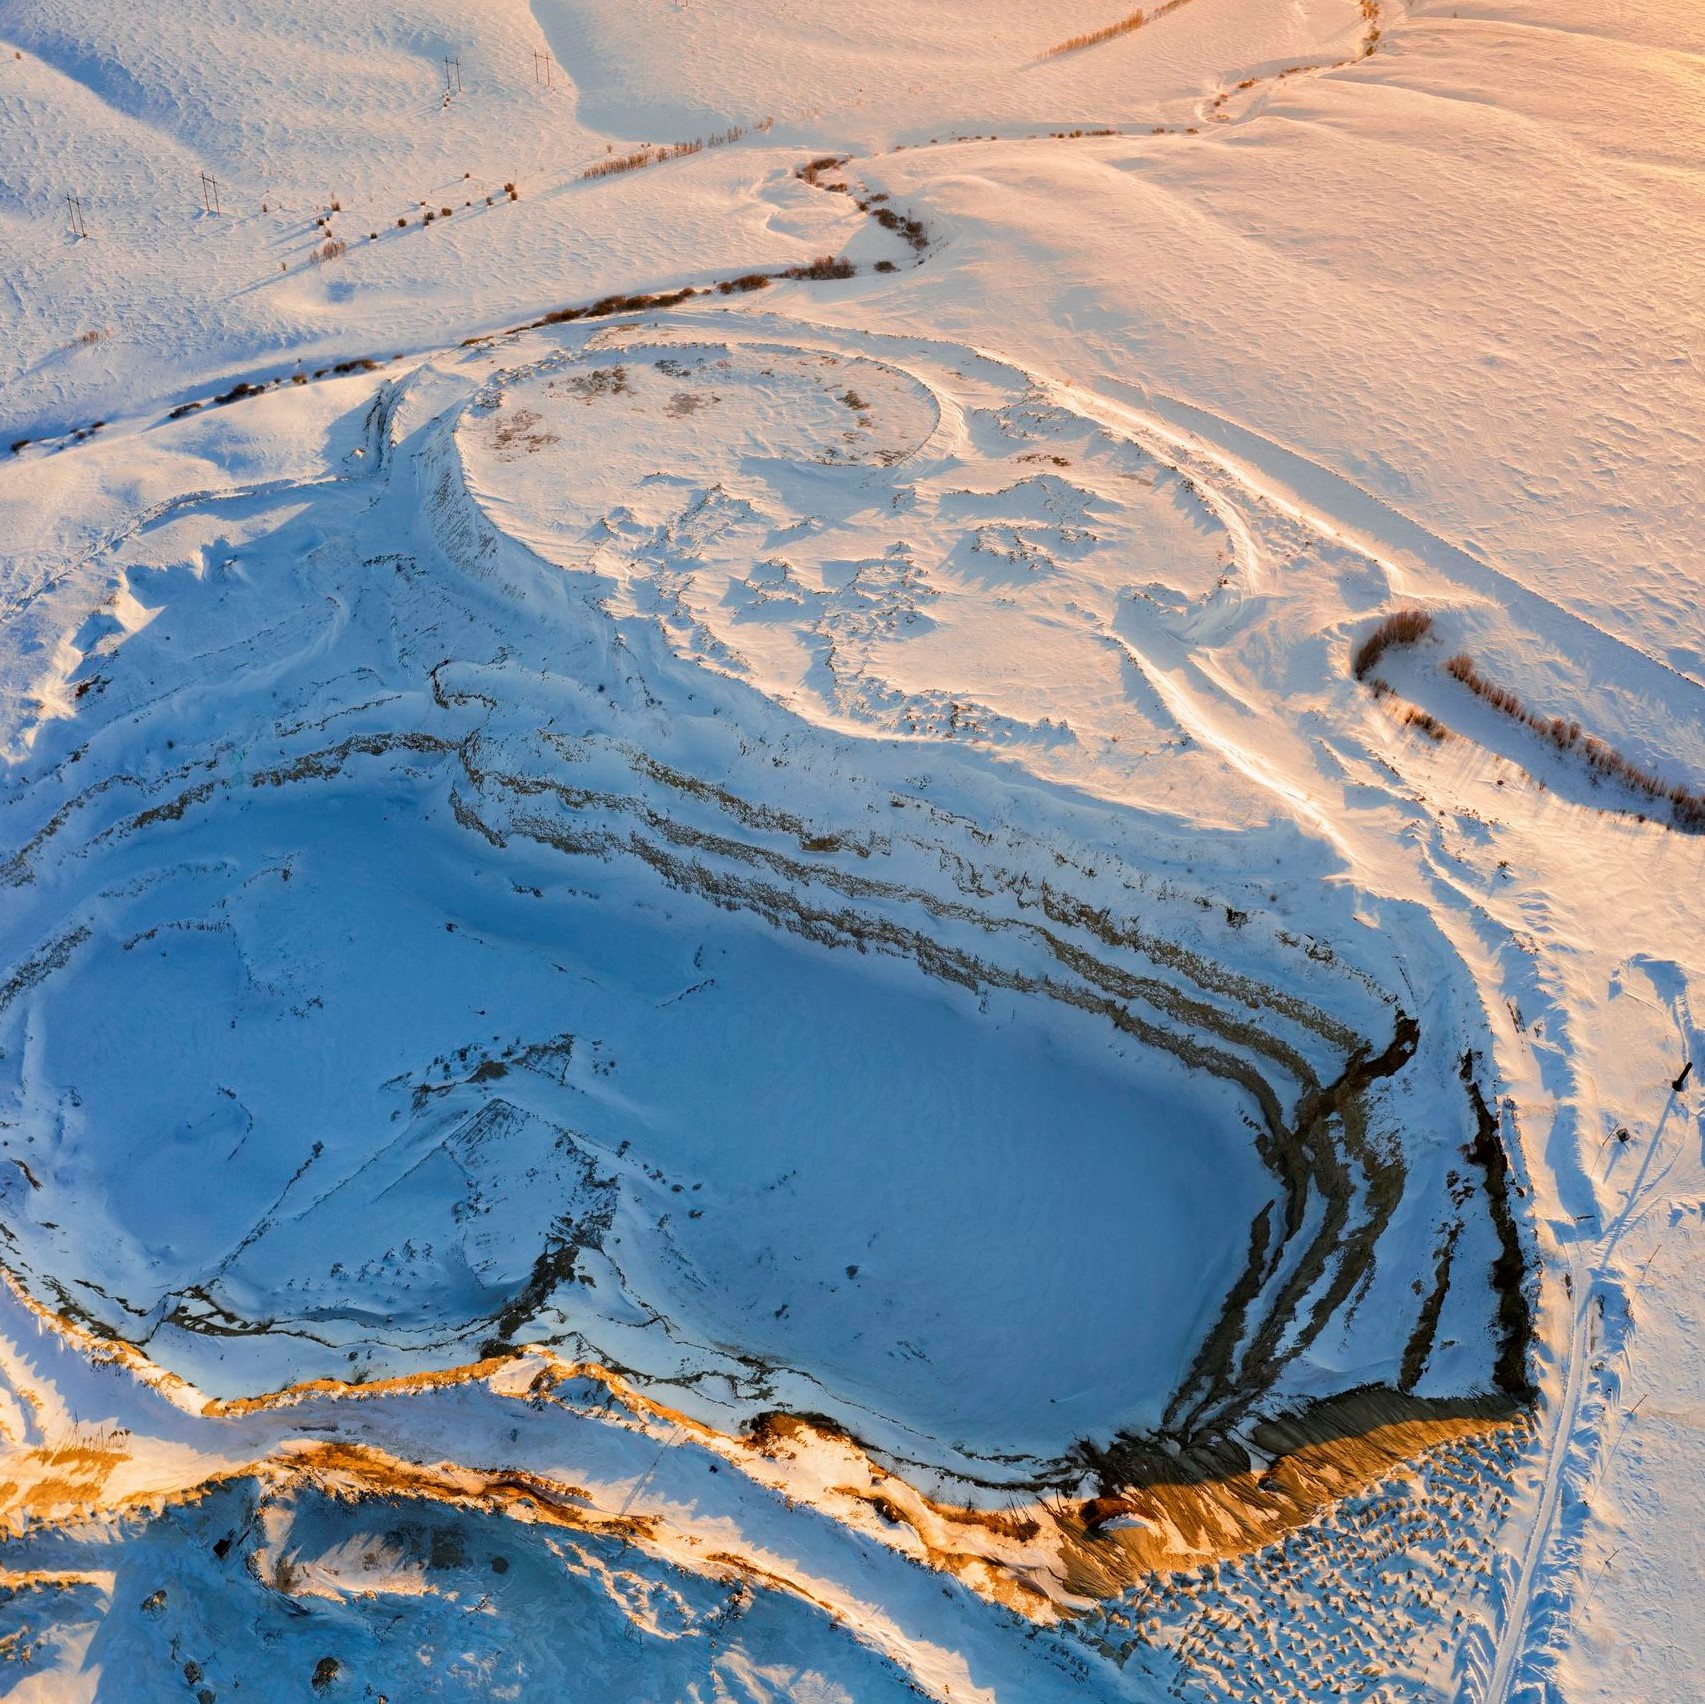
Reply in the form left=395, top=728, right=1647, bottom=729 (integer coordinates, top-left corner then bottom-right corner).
left=871, top=206, right=927, bottom=249
left=311, top=237, right=346, bottom=263
left=717, top=273, right=771, bottom=294
left=1351, top=608, right=1432, bottom=679
left=782, top=255, right=856, bottom=280
left=397, top=216, right=407, bottom=227
left=875, top=259, right=897, bottom=273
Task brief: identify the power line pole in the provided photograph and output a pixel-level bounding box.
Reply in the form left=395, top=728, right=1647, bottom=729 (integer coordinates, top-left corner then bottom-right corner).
left=533, top=49, right=552, bottom=88
left=442, top=55, right=461, bottom=96
left=65, top=193, right=86, bottom=239
left=200, top=171, right=220, bottom=216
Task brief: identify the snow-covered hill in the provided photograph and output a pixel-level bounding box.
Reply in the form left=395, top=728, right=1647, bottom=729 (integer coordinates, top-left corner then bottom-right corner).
left=0, top=0, right=1700, bottom=1699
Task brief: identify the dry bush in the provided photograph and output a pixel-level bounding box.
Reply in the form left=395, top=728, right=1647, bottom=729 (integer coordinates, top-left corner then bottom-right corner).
left=1351, top=609, right=1432, bottom=679
left=782, top=255, right=856, bottom=280
left=797, top=155, right=848, bottom=186
left=311, top=238, right=346, bottom=263
left=716, top=273, right=772, bottom=294
left=532, top=286, right=698, bottom=328
left=870, top=205, right=928, bottom=250
left=1361, top=0, right=1383, bottom=55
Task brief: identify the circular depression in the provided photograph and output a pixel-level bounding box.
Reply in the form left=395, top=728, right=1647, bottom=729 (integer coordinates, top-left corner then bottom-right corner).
left=2, top=782, right=1278, bottom=1459
left=455, top=329, right=1240, bottom=760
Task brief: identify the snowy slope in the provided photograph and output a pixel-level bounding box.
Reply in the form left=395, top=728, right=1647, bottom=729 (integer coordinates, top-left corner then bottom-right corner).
left=1, top=0, right=1701, bottom=1699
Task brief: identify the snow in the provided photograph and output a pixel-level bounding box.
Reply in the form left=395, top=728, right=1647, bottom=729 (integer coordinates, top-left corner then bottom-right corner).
left=1, top=0, right=1702, bottom=1697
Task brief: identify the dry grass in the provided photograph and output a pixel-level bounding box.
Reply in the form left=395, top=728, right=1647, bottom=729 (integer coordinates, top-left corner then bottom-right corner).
left=1042, top=8, right=1146, bottom=56
left=584, top=141, right=702, bottom=179
left=1040, top=0, right=1197, bottom=59
left=1351, top=608, right=1433, bottom=679
left=582, top=122, right=768, bottom=181
left=1442, top=652, right=1705, bottom=830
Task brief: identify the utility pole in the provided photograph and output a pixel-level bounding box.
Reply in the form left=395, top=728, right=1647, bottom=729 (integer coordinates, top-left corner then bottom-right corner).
left=442, top=55, right=461, bottom=96
left=65, top=193, right=86, bottom=239
left=200, top=171, right=220, bottom=216
left=533, top=49, right=553, bottom=88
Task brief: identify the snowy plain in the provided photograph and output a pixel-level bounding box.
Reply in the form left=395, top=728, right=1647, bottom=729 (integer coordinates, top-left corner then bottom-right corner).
left=0, top=0, right=1701, bottom=1699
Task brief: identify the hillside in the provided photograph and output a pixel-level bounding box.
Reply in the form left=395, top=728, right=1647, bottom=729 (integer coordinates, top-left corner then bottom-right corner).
left=0, top=1, right=1700, bottom=1699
